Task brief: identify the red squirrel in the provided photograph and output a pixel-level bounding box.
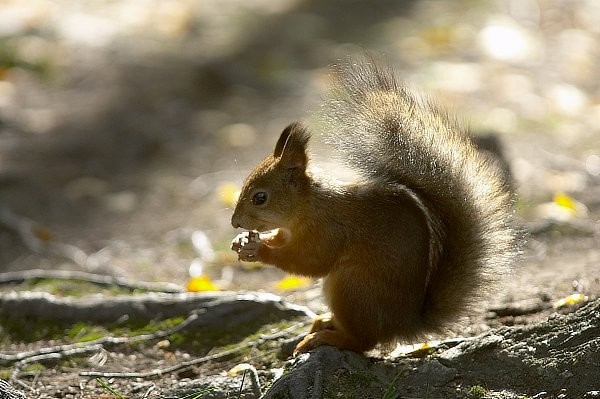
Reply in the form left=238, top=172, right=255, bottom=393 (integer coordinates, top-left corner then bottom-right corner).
left=230, top=58, right=517, bottom=354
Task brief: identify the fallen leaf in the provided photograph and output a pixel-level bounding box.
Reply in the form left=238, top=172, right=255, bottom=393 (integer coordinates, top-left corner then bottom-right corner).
left=275, top=276, right=311, bottom=292
left=533, top=192, right=588, bottom=221
left=553, top=293, right=588, bottom=309
left=186, top=275, right=218, bottom=292
left=553, top=192, right=577, bottom=211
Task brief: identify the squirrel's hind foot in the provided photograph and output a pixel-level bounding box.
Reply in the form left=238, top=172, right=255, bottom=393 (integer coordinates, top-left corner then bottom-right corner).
left=308, top=313, right=334, bottom=333
left=294, top=317, right=376, bottom=354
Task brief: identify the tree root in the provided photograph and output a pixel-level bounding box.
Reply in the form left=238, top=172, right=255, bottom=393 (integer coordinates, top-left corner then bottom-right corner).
left=0, top=291, right=314, bottom=324
left=0, top=269, right=183, bottom=293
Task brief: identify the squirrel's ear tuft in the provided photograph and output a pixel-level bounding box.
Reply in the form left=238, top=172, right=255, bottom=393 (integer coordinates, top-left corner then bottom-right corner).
left=274, top=122, right=311, bottom=170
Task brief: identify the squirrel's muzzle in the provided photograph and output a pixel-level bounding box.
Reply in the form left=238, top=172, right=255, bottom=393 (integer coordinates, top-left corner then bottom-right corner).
left=231, top=213, right=241, bottom=228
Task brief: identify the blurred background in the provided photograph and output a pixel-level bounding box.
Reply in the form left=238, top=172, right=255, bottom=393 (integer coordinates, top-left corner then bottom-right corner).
left=0, top=0, right=598, bottom=305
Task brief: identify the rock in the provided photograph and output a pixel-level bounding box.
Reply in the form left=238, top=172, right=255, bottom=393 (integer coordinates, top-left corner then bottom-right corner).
left=263, top=347, right=377, bottom=399
left=403, top=359, right=457, bottom=387
left=437, top=298, right=600, bottom=397
left=262, top=298, right=600, bottom=398
left=164, top=374, right=258, bottom=399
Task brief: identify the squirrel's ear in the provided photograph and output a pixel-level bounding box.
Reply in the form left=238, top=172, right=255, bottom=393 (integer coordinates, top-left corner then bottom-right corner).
left=274, top=122, right=310, bottom=170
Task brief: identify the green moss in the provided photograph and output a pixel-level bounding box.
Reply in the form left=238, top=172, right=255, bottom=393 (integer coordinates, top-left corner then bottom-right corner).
left=67, top=322, right=108, bottom=342
left=110, top=316, right=185, bottom=337
left=15, top=279, right=136, bottom=297
left=0, top=316, right=68, bottom=343
left=0, top=369, right=12, bottom=379
left=22, top=362, right=47, bottom=374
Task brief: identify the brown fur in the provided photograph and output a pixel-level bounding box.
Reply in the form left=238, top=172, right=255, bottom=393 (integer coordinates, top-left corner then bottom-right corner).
left=231, top=58, right=517, bottom=353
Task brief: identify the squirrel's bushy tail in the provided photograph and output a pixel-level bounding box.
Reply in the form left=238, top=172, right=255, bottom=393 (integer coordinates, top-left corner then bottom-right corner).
left=320, top=58, right=517, bottom=334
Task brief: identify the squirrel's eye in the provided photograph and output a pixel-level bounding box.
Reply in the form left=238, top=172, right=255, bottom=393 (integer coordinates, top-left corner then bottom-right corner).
left=251, top=191, right=268, bottom=206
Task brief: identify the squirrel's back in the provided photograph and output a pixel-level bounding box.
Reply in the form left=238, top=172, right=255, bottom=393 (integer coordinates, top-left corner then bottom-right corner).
left=320, top=58, right=517, bottom=334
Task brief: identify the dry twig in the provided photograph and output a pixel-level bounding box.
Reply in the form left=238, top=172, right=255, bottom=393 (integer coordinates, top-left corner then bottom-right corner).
left=0, top=291, right=314, bottom=324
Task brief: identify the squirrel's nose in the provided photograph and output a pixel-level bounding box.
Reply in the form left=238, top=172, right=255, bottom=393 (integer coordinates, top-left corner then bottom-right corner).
left=231, top=214, right=241, bottom=228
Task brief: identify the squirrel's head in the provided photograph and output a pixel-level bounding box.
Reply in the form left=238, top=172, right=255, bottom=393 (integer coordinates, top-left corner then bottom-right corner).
left=231, top=122, right=311, bottom=232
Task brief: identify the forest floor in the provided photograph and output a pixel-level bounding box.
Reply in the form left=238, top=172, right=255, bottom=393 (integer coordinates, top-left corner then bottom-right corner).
left=0, top=0, right=599, bottom=398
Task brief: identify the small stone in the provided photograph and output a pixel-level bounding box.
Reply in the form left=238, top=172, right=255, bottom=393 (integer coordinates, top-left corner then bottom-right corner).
left=154, top=339, right=170, bottom=349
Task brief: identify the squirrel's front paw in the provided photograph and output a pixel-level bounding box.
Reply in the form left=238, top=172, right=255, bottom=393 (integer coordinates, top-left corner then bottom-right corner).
left=230, top=231, right=261, bottom=262
left=238, top=240, right=261, bottom=262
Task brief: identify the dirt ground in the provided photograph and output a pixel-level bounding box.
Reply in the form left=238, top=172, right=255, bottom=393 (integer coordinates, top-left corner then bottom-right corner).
left=1, top=0, right=599, bottom=398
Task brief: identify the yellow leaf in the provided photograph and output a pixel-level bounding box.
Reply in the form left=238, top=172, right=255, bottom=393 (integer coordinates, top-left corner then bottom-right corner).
left=218, top=183, right=240, bottom=208
left=275, top=276, right=311, bottom=292
left=186, top=275, right=218, bottom=292
left=553, top=193, right=577, bottom=211
left=409, top=341, right=440, bottom=357
left=389, top=341, right=438, bottom=357
left=553, top=293, right=588, bottom=309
